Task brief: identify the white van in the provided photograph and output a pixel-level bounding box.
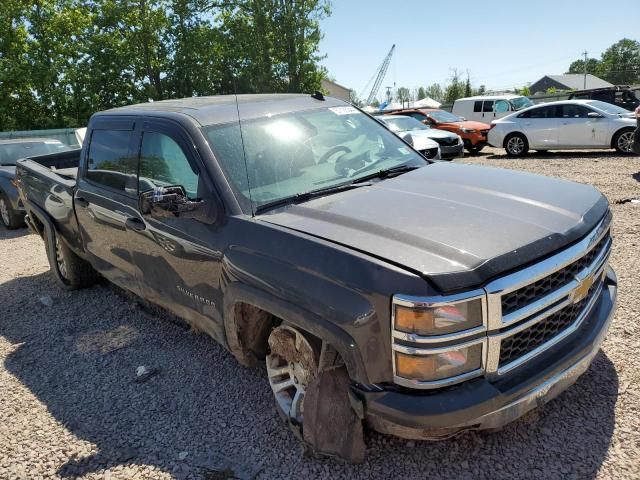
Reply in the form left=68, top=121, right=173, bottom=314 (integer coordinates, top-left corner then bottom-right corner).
left=452, top=95, right=534, bottom=124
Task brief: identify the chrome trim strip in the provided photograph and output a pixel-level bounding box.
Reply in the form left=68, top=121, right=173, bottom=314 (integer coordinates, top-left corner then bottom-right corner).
left=392, top=325, right=486, bottom=344
left=393, top=290, right=485, bottom=309
left=392, top=337, right=485, bottom=355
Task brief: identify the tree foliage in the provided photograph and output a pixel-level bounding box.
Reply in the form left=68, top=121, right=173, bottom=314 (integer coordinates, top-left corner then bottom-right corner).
left=0, top=0, right=331, bottom=130
left=567, top=38, right=640, bottom=86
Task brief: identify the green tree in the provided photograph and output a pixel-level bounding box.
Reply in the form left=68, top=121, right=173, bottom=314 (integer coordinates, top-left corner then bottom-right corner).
left=445, top=69, right=465, bottom=103
left=567, top=57, right=601, bottom=76
left=417, top=86, right=426, bottom=100
left=395, top=86, right=411, bottom=103
left=424, top=83, right=443, bottom=102
left=598, top=38, right=640, bottom=85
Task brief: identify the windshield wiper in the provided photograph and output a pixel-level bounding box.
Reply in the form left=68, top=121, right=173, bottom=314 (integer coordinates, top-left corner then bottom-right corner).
left=351, top=163, right=422, bottom=184
left=254, top=182, right=370, bottom=214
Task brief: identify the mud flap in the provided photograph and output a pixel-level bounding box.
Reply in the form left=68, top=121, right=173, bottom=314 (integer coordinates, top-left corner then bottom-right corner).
left=302, top=367, right=366, bottom=463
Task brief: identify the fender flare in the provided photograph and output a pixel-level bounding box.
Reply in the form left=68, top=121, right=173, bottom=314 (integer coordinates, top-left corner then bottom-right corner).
left=223, top=281, right=370, bottom=384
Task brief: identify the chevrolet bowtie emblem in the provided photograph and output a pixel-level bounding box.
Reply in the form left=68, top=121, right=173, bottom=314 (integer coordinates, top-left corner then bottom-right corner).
left=572, top=273, right=595, bottom=304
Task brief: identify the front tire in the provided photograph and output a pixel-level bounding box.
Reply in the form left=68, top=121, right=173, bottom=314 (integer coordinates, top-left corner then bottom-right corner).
left=504, top=133, right=529, bottom=157
left=45, top=232, right=99, bottom=290
left=613, top=129, right=635, bottom=154
left=0, top=193, right=24, bottom=229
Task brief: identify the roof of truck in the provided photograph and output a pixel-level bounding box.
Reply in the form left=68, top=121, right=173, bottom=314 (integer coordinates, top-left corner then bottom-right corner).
left=97, top=94, right=347, bottom=126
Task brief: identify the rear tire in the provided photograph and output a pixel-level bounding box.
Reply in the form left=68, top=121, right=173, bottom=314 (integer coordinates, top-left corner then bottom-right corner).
left=0, top=193, right=24, bottom=230
left=45, top=232, right=99, bottom=290
left=613, top=128, right=635, bottom=154
left=504, top=133, right=529, bottom=157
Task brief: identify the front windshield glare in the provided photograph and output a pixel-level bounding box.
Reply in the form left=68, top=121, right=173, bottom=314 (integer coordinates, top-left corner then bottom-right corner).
left=587, top=100, right=632, bottom=115
left=203, top=106, right=427, bottom=211
left=383, top=116, right=427, bottom=132
left=510, top=96, right=534, bottom=110
left=429, top=111, right=462, bottom=123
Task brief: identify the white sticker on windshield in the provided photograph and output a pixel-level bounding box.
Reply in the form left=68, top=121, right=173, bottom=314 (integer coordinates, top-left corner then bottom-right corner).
left=329, top=106, right=358, bottom=116
left=398, top=147, right=411, bottom=155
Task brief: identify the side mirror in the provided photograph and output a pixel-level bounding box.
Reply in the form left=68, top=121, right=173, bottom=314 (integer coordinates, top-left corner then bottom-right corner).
left=139, top=186, right=215, bottom=223
left=587, top=112, right=604, bottom=119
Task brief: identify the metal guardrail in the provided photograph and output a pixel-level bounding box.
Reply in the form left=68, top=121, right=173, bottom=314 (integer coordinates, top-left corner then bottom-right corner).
left=0, top=128, right=80, bottom=147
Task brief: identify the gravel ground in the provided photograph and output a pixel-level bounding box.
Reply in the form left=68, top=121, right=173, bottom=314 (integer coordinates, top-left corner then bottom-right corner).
left=1, top=148, right=639, bottom=479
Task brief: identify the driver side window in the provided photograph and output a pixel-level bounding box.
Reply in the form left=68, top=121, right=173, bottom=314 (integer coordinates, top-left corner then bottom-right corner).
left=139, top=131, right=200, bottom=199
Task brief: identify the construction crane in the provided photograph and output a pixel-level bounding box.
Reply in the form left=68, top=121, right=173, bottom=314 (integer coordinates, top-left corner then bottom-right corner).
left=359, top=44, right=395, bottom=106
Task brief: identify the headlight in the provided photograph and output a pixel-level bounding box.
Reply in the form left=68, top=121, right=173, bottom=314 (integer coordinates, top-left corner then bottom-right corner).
left=394, top=298, right=483, bottom=336
left=395, top=342, right=484, bottom=382
left=460, top=128, right=477, bottom=134
left=392, top=293, right=487, bottom=388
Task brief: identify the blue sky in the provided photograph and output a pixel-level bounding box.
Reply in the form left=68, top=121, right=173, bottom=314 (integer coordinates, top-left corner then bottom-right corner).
left=319, top=0, right=640, bottom=99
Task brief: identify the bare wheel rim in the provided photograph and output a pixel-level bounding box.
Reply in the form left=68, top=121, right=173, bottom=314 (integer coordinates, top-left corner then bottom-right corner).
left=618, top=131, right=634, bottom=152
left=507, top=136, right=525, bottom=155
left=266, top=327, right=316, bottom=424
left=0, top=198, right=9, bottom=226
left=55, top=237, right=69, bottom=279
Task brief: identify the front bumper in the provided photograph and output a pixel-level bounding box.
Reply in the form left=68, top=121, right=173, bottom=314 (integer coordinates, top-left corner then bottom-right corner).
left=356, top=268, right=617, bottom=440
left=439, top=143, right=465, bottom=159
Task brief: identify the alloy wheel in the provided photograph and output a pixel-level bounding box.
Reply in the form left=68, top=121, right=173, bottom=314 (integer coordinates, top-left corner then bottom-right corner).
left=55, top=237, right=69, bottom=279
left=617, top=131, right=634, bottom=153
left=266, top=326, right=317, bottom=424
left=507, top=136, right=525, bottom=155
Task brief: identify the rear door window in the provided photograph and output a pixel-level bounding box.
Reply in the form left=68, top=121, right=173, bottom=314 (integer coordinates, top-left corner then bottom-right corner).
left=482, top=101, right=495, bottom=112
left=560, top=105, right=590, bottom=118
left=521, top=105, right=558, bottom=118
left=407, top=112, right=426, bottom=122
left=473, top=101, right=483, bottom=113
left=86, top=130, right=137, bottom=195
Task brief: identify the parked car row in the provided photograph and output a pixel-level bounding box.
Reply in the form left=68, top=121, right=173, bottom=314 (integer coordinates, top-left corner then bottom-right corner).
left=0, top=138, right=72, bottom=229
left=487, top=100, right=638, bottom=157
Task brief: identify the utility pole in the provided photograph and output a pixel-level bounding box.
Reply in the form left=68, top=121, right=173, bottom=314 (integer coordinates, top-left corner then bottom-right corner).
left=583, top=50, right=588, bottom=89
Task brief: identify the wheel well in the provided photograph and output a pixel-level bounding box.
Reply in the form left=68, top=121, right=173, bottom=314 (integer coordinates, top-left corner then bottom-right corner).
left=503, top=131, right=526, bottom=148
left=232, top=302, right=281, bottom=367
left=611, top=127, right=635, bottom=148
left=230, top=302, right=345, bottom=371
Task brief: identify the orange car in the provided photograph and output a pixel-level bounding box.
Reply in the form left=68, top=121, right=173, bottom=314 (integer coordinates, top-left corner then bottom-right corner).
left=388, top=109, right=491, bottom=154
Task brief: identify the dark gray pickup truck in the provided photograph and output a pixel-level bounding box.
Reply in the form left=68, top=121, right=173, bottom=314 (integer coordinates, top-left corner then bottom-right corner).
left=16, top=94, right=617, bottom=460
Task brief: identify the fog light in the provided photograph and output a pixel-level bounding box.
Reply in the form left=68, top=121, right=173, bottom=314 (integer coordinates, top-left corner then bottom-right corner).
left=395, top=343, right=483, bottom=382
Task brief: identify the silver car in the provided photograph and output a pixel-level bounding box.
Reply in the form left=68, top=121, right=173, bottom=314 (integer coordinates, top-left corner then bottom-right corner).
left=378, top=115, right=464, bottom=159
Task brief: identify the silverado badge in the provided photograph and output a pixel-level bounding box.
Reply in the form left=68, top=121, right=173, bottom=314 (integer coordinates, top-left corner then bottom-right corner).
left=572, top=273, right=595, bottom=304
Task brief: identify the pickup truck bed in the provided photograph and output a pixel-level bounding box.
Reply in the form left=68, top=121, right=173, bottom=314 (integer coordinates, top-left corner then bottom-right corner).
left=17, top=149, right=82, bottom=250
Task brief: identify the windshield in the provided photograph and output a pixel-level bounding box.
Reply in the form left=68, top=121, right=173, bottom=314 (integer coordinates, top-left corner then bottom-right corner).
left=509, top=96, right=534, bottom=111
left=380, top=116, right=428, bottom=132
left=587, top=100, right=633, bottom=115
left=202, top=106, right=427, bottom=211
left=0, top=140, right=70, bottom=166
left=428, top=110, right=463, bottom=123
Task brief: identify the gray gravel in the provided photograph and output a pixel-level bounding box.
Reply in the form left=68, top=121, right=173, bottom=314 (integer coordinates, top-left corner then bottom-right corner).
left=1, top=149, right=639, bottom=479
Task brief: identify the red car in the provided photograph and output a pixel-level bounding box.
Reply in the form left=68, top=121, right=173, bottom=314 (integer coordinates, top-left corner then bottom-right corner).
left=388, top=109, right=491, bottom=154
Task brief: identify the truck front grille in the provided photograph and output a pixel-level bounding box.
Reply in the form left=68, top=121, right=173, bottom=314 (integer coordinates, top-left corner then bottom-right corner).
left=501, top=233, right=610, bottom=316
left=485, top=213, right=612, bottom=376
left=498, top=282, right=600, bottom=367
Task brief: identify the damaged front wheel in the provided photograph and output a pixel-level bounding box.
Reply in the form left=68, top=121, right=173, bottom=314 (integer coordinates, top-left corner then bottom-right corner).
left=266, top=325, right=318, bottom=425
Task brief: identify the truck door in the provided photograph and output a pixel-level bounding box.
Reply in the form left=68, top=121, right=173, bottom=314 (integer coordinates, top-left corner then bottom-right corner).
left=129, top=120, right=226, bottom=341
left=74, top=118, right=144, bottom=295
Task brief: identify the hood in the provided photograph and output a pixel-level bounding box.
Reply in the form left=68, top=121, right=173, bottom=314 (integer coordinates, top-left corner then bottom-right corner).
left=457, top=120, right=491, bottom=130
left=406, top=128, right=458, bottom=141
left=259, top=163, right=608, bottom=292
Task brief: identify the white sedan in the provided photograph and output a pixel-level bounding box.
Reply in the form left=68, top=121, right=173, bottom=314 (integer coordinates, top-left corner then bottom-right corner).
left=488, top=100, right=637, bottom=156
